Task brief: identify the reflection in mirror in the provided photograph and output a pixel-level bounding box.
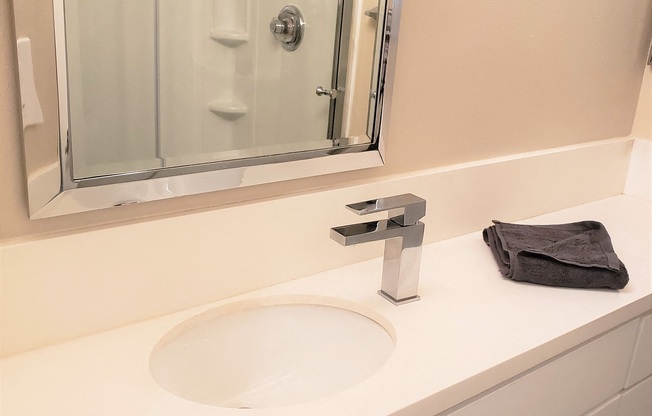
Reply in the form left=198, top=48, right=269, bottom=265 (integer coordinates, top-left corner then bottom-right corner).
left=18, top=0, right=402, bottom=217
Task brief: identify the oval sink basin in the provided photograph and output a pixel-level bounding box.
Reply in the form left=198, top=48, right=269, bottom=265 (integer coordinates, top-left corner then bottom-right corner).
left=149, top=297, right=395, bottom=409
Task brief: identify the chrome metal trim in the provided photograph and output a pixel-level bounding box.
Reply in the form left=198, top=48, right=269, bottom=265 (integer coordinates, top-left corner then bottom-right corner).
left=269, top=5, right=305, bottom=52
left=331, top=192, right=426, bottom=305
left=316, top=86, right=339, bottom=99
left=378, top=290, right=421, bottom=306
left=26, top=0, right=403, bottom=218
left=369, top=0, right=395, bottom=141
left=345, top=193, right=426, bottom=226
left=74, top=141, right=374, bottom=188
left=328, top=0, right=352, bottom=140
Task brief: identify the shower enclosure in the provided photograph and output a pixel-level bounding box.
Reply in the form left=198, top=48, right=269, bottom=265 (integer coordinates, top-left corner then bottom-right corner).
left=62, top=0, right=380, bottom=179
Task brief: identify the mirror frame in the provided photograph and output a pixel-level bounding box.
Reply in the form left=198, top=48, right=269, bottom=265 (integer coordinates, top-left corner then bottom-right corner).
left=25, top=0, right=403, bottom=218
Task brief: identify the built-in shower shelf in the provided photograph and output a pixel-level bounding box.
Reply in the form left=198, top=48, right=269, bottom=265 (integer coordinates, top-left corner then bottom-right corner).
left=209, top=30, right=249, bottom=47
left=208, top=101, right=248, bottom=120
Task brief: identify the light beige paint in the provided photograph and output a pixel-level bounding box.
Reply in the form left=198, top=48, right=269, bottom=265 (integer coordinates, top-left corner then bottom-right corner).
left=633, top=66, right=652, bottom=139
left=2, top=0, right=652, bottom=243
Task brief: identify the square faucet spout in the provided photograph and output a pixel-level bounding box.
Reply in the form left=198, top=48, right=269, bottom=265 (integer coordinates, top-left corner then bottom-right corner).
left=330, top=194, right=426, bottom=305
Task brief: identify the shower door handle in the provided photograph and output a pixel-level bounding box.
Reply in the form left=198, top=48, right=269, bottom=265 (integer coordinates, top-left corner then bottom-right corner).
left=316, top=86, right=339, bottom=99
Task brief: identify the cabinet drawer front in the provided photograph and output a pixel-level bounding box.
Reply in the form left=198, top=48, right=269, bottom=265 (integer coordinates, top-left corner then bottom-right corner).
left=449, top=320, right=639, bottom=416
left=625, top=313, right=652, bottom=388
left=582, top=396, right=621, bottom=416
left=619, top=375, right=652, bottom=416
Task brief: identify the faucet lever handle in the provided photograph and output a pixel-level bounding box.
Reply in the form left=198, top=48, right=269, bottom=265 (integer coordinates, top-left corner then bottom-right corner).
left=345, top=193, right=426, bottom=226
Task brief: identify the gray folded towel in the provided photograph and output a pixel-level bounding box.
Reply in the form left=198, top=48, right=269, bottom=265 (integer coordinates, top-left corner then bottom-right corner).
left=482, top=220, right=629, bottom=290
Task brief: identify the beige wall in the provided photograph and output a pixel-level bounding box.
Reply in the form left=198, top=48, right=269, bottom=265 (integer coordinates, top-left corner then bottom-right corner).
left=2, top=0, right=651, bottom=243
left=633, top=66, right=652, bottom=139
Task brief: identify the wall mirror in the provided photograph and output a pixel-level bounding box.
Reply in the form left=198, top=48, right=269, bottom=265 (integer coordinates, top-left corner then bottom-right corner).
left=17, top=0, right=402, bottom=218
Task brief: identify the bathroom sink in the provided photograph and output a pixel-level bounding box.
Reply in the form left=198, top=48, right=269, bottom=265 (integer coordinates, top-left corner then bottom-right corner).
left=149, top=297, right=395, bottom=409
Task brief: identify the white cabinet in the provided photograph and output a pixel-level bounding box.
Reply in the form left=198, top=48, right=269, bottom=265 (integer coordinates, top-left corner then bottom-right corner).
left=585, top=313, right=652, bottom=416
left=444, top=320, right=640, bottom=416
left=624, top=313, right=652, bottom=388
left=618, top=375, right=652, bottom=416
left=583, top=396, right=621, bottom=416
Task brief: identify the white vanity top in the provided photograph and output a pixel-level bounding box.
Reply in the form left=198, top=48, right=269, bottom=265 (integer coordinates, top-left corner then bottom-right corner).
left=1, top=193, right=650, bottom=416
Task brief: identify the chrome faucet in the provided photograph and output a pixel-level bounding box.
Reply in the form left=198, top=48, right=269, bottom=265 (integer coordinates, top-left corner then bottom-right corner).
left=330, top=194, right=426, bottom=305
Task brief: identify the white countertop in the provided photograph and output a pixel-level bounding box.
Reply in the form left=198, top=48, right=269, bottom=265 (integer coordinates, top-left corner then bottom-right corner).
left=1, top=194, right=651, bottom=416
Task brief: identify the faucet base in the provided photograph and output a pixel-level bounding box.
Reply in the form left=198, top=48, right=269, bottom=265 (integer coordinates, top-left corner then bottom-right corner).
left=378, top=290, right=421, bottom=306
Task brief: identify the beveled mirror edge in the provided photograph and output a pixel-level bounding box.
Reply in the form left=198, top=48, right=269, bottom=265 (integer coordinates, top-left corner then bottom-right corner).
left=26, top=0, right=402, bottom=219
left=29, top=151, right=385, bottom=219
left=377, top=0, right=401, bottom=159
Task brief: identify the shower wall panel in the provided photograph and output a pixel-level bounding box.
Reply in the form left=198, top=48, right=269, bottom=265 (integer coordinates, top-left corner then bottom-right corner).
left=64, top=0, right=158, bottom=177
left=159, top=0, right=338, bottom=160
left=253, top=0, right=337, bottom=149
left=66, top=0, right=340, bottom=171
